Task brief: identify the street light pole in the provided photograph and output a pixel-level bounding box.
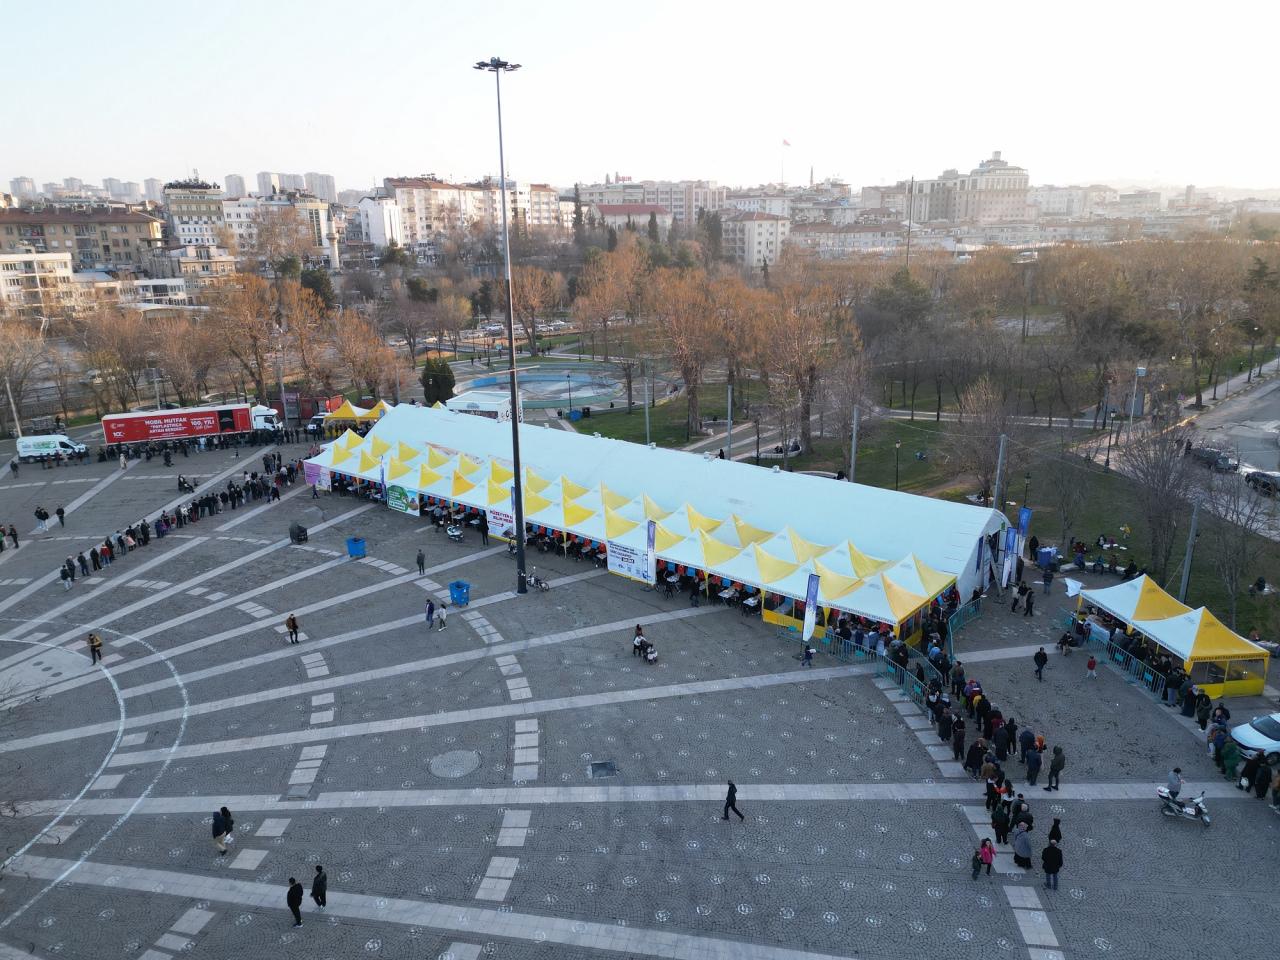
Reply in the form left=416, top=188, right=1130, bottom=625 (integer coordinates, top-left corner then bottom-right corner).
left=1023, top=471, right=1031, bottom=506
left=894, top=439, right=901, bottom=491
left=476, top=55, right=527, bottom=594
left=566, top=373, right=573, bottom=414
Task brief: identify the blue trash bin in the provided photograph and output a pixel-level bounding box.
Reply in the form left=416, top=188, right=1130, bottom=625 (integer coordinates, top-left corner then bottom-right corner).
left=346, top=537, right=366, bottom=559
left=449, top=580, right=470, bottom=606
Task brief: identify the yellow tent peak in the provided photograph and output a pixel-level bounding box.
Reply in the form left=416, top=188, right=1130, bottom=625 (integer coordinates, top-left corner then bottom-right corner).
left=787, top=528, right=830, bottom=563
left=427, top=447, right=451, bottom=469
left=881, top=575, right=928, bottom=621
left=329, top=400, right=368, bottom=421
left=431, top=401, right=445, bottom=409
left=697, top=529, right=741, bottom=567
left=605, top=506, right=639, bottom=540
left=356, top=450, right=381, bottom=474
left=1132, top=576, right=1193, bottom=621
left=524, top=468, right=552, bottom=493
left=600, top=484, right=632, bottom=511
left=732, top=515, right=773, bottom=545
left=560, top=476, right=590, bottom=500
left=369, top=436, right=390, bottom=458
left=329, top=445, right=355, bottom=467
left=524, top=489, right=553, bottom=515
left=653, top=523, right=683, bottom=552
left=753, top=544, right=801, bottom=585
left=487, top=477, right=511, bottom=506
left=686, top=504, right=723, bottom=534
left=563, top=500, right=597, bottom=529
left=416, top=464, right=443, bottom=490
left=396, top=441, right=420, bottom=462
left=335, top=428, right=363, bottom=449
left=842, top=540, right=887, bottom=578
left=814, top=558, right=862, bottom=602
left=643, top=494, right=671, bottom=521
left=490, top=462, right=514, bottom=485
left=451, top=472, right=477, bottom=497
left=456, top=455, right=483, bottom=477
left=387, top=457, right=412, bottom=482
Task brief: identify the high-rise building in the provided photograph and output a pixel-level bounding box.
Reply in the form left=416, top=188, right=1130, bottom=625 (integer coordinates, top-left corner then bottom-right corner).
left=903, top=152, right=1030, bottom=224
left=162, top=179, right=225, bottom=245
left=224, top=174, right=247, bottom=198
left=357, top=196, right=403, bottom=249
left=121, top=182, right=142, bottom=203
left=280, top=173, right=306, bottom=191
left=62, top=177, right=83, bottom=192
left=577, top=179, right=726, bottom=222
left=304, top=172, right=337, bottom=203
left=8, top=177, right=35, bottom=200
left=103, top=178, right=124, bottom=198
left=144, top=178, right=164, bottom=203
left=256, top=171, right=281, bottom=196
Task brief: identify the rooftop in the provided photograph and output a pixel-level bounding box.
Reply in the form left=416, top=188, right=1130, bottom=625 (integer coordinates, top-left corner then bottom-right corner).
left=593, top=203, right=670, bottom=216
left=0, top=208, right=162, bottom=226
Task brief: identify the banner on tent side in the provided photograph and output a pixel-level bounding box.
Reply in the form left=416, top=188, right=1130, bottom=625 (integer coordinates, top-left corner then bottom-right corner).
left=608, top=536, right=650, bottom=584
left=304, top=462, right=322, bottom=486
left=646, top=520, right=657, bottom=584
left=388, top=484, right=420, bottom=516
left=489, top=506, right=516, bottom=540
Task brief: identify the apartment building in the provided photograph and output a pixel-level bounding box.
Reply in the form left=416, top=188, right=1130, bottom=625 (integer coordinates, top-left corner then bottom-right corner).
left=222, top=194, right=332, bottom=257
left=162, top=180, right=225, bottom=245
left=357, top=196, right=404, bottom=249
left=382, top=177, right=563, bottom=255
left=0, top=207, right=164, bottom=269
left=0, top=251, right=76, bottom=314
left=9, top=177, right=36, bottom=201
left=224, top=174, right=248, bottom=198
left=726, top=194, right=792, bottom=217
left=590, top=203, right=673, bottom=233
left=304, top=172, right=337, bottom=203
left=721, top=211, right=789, bottom=267
left=578, top=179, right=726, bottom=222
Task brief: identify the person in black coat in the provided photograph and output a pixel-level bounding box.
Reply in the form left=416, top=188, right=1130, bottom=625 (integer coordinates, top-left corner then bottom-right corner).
left=1041, top=840, right=1063, bottom=890
left=310, top=864, right=327, bottom=909
left=722, top=781, right=744, bottom=821
left=287, top=878, right=304, bottom=926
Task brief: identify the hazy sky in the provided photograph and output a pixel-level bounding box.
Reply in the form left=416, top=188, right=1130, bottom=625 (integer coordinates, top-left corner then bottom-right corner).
left=6, top=0, right=1277, bottom=194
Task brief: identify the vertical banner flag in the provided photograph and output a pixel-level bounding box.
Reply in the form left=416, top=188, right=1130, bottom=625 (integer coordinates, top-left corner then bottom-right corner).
left=379, top=458, right=386, bottom=496
left=1017, top=507, right=1032, bottom=537
left=646, top=520, right=657, bottom=585
left=1003, top=526, right=1017, bottom=559
left=801, top=572, right=820, bottom=644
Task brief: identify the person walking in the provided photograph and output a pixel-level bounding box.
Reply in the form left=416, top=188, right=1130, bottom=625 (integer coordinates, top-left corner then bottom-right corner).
left=801, top=645, right=815, bottom=668
left=55, top=506, right=65, bottom=527
left=416, top=548, right=426, bottom=576
left=1042, top=567, right=1054, bottom=595
left=1041, top=839, right=1063, bottom=890
left=722, top=780, right=745, bottom=821
left=1033, top=647, right=1048, bottom=682
left=310, top=864, right=327, bottom=909
left=285, top=614, right=300, bottom=644
left=8, top=525, right=18, bottom=549
left=436, top=601, right=448, bottom=631
left=65, top=558, right=76, bottom=582
left=951, top=713, right=966, bottom=762
left=59, top=566, right=71, bottom=591
left=1086, top=655, right=1097, bottom=679
left=425, top=598, right=435, bottom=630
left=1045, top=746, right=1065, bottom=791
left=971, top=839, right=995, bottom=879
left=1026, top=745, right=1043, bottom=786
left=479, top=514, right=489, bottom=546
left=991, top=803, right=1011, bottom=845
left=286, top=877, right=304, bottom=927
left=87, top=632, right=103, bottom=664
left=35, top=507, right=48, bottom=533
left=1024, top=590, right=1035, bottom=617
left=1011, top=822, right=1033, bottom=870
left=1011, top=582, right=1024, bottom=614
left=211, top=807, right=233, bottom=855
left=77, top=552, right=89, bottom=577
left=1048, top=817, right=1063, bottom=843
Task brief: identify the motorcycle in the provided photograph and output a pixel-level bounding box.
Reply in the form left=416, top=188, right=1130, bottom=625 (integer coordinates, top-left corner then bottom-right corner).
left=1157, top=786, right=1210, bottom=825
left=446, top=523, right=465, bottom=543
left=525, top=568, right=549, bottom=592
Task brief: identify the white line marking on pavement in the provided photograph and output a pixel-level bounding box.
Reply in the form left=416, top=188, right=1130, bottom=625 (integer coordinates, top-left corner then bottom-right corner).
left=7, top=854, right=862, bottom=960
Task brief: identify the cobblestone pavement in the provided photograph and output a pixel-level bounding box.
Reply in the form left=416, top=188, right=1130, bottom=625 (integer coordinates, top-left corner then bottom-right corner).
left=0, top=444, right=1278, bottom=960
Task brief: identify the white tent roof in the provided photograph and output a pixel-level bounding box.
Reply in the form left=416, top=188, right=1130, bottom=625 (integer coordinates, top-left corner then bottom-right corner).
left=323, top=404, right=1002, bottom=592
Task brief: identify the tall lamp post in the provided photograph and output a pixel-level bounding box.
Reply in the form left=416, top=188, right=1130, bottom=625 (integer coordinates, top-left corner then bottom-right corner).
left=1023, top=471, right=1031, bottom=506
left=475, top=55, right=527, bottom=594
left=894, top=439, right=901, bottom=491
left=566, top=373, right=573, bottom=415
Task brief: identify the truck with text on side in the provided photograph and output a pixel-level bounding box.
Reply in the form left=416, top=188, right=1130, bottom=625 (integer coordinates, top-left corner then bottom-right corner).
left=100, top=404, right=279, bottom=445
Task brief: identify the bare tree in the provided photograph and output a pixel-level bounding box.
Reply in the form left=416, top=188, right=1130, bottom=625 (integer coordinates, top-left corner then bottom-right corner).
left=1125, top=422, right=1195, bottom=586
left=1201, top=472, right=1272, bottom=628
left=945, top=375, right=1027, bottom=504
left=1040, top=441, right=1090, bottom=555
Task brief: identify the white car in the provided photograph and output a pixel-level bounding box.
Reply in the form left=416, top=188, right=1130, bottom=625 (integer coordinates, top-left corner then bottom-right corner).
left=1231, top=714, right=1280, bottom=764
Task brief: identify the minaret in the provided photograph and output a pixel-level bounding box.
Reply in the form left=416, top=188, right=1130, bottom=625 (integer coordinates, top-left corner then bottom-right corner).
left=326, top=230, right=340, bottom=270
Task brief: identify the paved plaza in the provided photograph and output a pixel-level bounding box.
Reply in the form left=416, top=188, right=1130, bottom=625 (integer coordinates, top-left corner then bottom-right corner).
left=0, top=439, right=1278, bottom=960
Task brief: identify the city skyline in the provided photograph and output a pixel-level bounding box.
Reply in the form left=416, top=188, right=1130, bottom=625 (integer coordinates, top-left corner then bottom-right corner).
left=4, top=0, right=1278, bottom=195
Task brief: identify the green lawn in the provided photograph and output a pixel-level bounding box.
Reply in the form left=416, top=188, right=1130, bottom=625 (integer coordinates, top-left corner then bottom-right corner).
left=586, top=380, right=767, bottom=447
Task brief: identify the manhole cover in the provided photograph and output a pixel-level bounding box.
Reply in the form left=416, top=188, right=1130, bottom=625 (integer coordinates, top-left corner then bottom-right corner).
left=429, top=750, right=481, bottom=779
left=589, top=761, right=617, bottom=779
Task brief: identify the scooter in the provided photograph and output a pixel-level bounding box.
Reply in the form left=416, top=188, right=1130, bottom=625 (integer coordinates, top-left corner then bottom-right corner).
left=446, top=522, right=465, bottom=543
left=525, top=568, right=549, bottom=592
left=1157, top=786, right=1210, bottom=825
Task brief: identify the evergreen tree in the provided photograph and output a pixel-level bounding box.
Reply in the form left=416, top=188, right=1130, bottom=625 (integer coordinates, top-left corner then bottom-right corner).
left=607, top=227, right=618, bottom=252
left=667, top=219, right=679, bottom=248
left=299, top=267, right=336, bottom=309
left=572, top=184, right=585, bottom=248
left=647, top=211, right=660, bottom=244
left=420, top=355, right=456, bottom=404
left=475, top=279, right=494, bottom=318
left=379, top=241, right=413, bottom=268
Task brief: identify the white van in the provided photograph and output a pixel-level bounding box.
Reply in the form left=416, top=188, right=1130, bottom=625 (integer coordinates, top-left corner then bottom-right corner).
left=16, top=434, right=87, bottom=462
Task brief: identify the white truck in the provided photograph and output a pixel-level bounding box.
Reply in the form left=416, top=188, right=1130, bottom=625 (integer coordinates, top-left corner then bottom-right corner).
left=16, top=434, right=87, bottom=462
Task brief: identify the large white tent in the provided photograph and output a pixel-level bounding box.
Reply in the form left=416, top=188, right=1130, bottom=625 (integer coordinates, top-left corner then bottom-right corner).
left=308, top=403, right=1005, bottom=603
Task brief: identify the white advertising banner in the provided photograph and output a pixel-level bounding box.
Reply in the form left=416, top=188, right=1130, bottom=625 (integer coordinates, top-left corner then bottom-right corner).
left=608, top=536, right=650, bottom=584
left=488, top=506, right=516, bottom=541
left=801, top=573, right=820, bottom=643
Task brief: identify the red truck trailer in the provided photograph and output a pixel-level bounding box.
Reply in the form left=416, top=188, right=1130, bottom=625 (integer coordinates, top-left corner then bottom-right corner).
left=101, top=404, right=275, bottom=444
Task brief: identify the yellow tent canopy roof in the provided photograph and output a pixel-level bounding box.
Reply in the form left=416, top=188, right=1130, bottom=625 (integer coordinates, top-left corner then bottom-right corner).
left=753, top=544, right=800, bottom=585
left=563, top=500, right=597, bottom=529
left=369, top=436, right=391, bottom=458
left=561, top=475, right=590, bottom=500
left=881, top=575, right=929, bottom=621
left=686, top=504, right=723, bottom=534
left=396, top=441, right=419, bottom=462
left=387, top=457, right=412, bottom=482
left=328, top=400, right=369, bottom=421
left=335, top=428, right=364, bottom=449
left=605, top=506, right=639, bottom=539
left=427, top=447, right=451, bottom=469
left=653, top=522, right=683, bottom=552
left=732, top=515, right=773, bottom=546
left=814, top=558, right=862, bottom=602
left=431, top=401, right=445, bottom=409
left=1134, top=607, right=1271, bottom=664
left=451, top=472, right=476, bottom=497
left=842, top=540, right=887, bottom=578
left=356, top=450, right=381, bottom=474
left=456, top=455, right=483, bottom=478
left=524, top=489, right=553, bottom=514
left=330, top=445, right=355, bottom=467
left=643, top=494, right=671, bottom=522
left=600, top=484, right=631, bottom=511
left=486, top=477, right=510, bottom=506
left=361, top=399, right=393, bottom=420
left=417, top=464, right=443, bottom=490
left=525, top=468, right=552, bottom=494
left=787, top=528, right=829, bottom=563
left=490, top=461, right=514, bottom=485
left=1132, top=578, right=1193, bottom=621
left=698, top=529, right=742, bottom=567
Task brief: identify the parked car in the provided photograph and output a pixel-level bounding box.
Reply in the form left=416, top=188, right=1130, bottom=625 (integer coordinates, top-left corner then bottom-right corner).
left=1190, top=446, right=1239, bottom=472
left=1245, top=470, right=1280, bottom=497
left=1231, top=713, right=1280, bottom=764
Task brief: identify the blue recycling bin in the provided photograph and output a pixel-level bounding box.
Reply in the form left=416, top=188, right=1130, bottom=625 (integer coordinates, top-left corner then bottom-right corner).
left=1037, top=546, right=1056, bottom=569
left=449, top=580, right=471, bottom=606
left=346, top=537, right=366, bottom=559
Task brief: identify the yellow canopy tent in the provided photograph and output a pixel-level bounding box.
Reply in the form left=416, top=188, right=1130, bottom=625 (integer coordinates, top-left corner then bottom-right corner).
left=328, top=400, right=369, bottom=421
left=1130, top=607, right=1269, bottom=696
left=457, top=455, right=484, bottom=478
left=451, top=472, right=477, bottom=498
left=560, top=476, right=591, bottom=500
left=643, top=494, right=671, bottom=522
left=361, top=400, right=393, bottom=421
left=1080, top=575, right=1191, bottom=623
left=333, top=428, right=364, bottom=450
left=684, top=504, right=723, bottom=534
left=416, top=464, right=443, bottom=491
left=731, top=515, right=774, bottom=546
